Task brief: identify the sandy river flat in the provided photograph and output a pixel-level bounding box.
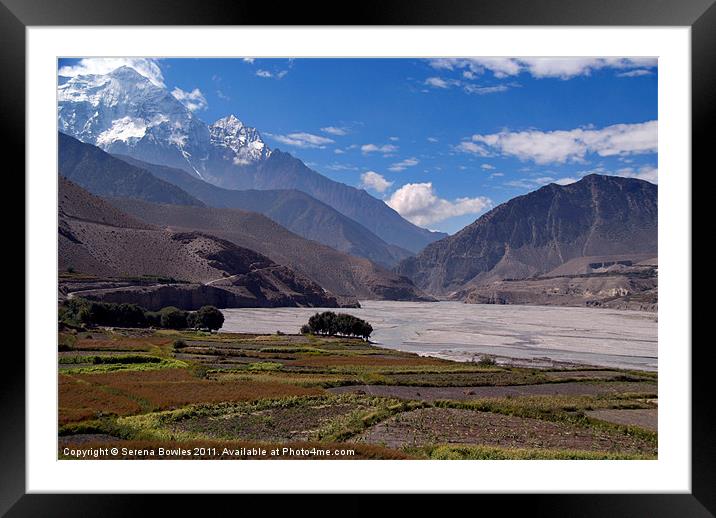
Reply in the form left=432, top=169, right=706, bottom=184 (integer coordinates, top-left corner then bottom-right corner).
left=221, top=301, right=657, bottom=371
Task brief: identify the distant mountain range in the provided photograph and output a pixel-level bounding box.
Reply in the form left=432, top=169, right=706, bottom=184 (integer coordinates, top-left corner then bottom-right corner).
left=59, top=132, right=203, bottom=207
left=395, top=174, right=658, bottom=296
left=113, top=153, right=412, bottom=267
left=58, top=66, right=444, bottom=253
left=58, top=177, right=343, bottom=310
left=58, top=134, right=430, bottom=303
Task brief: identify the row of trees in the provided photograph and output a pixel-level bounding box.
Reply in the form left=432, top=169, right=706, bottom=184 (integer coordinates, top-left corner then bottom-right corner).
left=59, top=298, right=224, bottom=331
left=300, top=311, right=373, bottom=341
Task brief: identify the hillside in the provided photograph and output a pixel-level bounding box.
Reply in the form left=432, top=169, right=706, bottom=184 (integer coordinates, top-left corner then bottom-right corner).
left=58, top=177, right=341, bottom=310
left=395, top=174, right=657, bottom=296
left=114, top=154, right=412, bottom=267
left=108, top=197, right=433, bottom=302
left=59, top=132, right=203, bottom=207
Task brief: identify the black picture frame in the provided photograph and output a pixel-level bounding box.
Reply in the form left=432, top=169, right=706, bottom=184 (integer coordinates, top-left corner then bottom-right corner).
left=5, top=0, right=709, bottom=512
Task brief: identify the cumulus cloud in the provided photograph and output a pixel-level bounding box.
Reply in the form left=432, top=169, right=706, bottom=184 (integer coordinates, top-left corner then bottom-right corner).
left=361, top=143, right=398, bottom=154
left=171, top=87, right=208, bottom=112
left=321, top=126, right=348, bottom=136
left=360, top=171, right=393, bottom=193
left=469, top=120, right=657, bottom=164
left=242, top=58, right=256, bottom=64
left=386, top=182, right=492, bottom=226
left=57, top=58, right=165, bottom=86
left=429, top=57, right=657, bottom=80
left=388, top=157, right=419, bottom=172
left=267, top=132, right=334, bottom=148
left=481, top=164, right=496, bottom=170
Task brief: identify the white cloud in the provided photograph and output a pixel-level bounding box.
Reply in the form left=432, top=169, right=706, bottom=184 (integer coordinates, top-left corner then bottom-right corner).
left=427, top=137, right=439, bottom=143
left=611, top=166, right=658, bottom=184
left=386, top=182, right=492, bottom=226
left=554, top=177, right=579, bottom=185
left=455, top=141, right=489, bottom=156
left=470, top=120, right=657, bottom=164
left=425, top=76, right=454, bottom=89
left=463, top=84, right=510, bottom=95
left=242, top=58, right=256, bottom=64
left=388, top=157, right=419, bottom=172
left=429, top=57, right=657, bottom=80
left=171, top=87, right=208, bottom=112
left=360, top=171, right=393, bottom=193
left=256, top=69, right=288, bottom=79
left=267, top=132, right=335, bottom=149
left=334, top=148, right=345, bottom=154
left=361, top=143, right=398, bottom=154
left=617, top=69, right=653, bottom=77
left=423, top=73, right=512, bottom=95
left=489, top=172, right=504, bottom=179
left=481, top=164, right=496, bottom=170
left=321, top=126, right=348, bottom=136
left=57, top=58, right=165, bottom=87
left=389, top=136, right=400, bottom=141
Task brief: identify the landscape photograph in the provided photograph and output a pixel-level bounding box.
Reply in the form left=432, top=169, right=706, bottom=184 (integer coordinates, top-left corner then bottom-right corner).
left=57, top=56, right=658, bottom=460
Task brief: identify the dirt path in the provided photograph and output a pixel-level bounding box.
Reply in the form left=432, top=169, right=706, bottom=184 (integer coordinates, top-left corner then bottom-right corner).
left=327, top=381, right=656, bottom=402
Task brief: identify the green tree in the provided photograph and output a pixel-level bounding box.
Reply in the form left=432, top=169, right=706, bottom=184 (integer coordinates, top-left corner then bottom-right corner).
left=159, top=306, right=188, bottom=329
left=194, top=306, right=224, bottom=331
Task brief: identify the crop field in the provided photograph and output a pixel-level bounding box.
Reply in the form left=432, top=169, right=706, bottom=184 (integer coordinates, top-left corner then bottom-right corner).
left=57, top=327, right=658, bottom=460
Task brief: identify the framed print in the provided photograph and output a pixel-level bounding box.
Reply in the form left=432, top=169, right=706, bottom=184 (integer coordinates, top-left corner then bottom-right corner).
left=5, top=0, right=711, bottom=512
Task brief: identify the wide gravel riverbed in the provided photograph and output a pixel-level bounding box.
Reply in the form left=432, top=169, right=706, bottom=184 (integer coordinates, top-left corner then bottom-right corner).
left=221, top=301, right=657, bottom=371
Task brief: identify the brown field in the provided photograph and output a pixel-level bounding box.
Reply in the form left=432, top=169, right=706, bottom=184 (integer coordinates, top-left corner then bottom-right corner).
left=328, top=381, right=657, bottom=401
left=352, top=407, right=656, bottom=455
left=58, top=327, right=657, bottom=459
left=59, top=375, right=142, bottom=424
left=287, top=354, right=449, bottom=368
left=65, top=369, right=323, bottom=416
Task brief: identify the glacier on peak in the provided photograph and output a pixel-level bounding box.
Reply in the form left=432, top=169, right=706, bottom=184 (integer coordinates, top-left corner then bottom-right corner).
left=57, top=66, right=269, bottom=181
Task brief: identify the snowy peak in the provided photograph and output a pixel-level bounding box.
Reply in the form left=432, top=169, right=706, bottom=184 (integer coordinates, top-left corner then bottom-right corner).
left=209, top=115, right=270, bottom=164
left=58, top=65, right=269, bottom=182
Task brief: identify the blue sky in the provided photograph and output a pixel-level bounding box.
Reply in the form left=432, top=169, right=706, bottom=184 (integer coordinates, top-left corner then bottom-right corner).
left=58, top=57, right=658, bottom=234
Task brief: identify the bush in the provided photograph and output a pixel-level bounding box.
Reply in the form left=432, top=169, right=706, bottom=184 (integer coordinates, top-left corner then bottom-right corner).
left=192, top=306, right=224, bottom=331
left=173, top=339, right=187, bottom=349
left=59, top=298, right=212, bottom=331
left=477, top=355, right=497, bottom=367
left=303, top=311, right=372, bottom=340
left=159, top=306, right=188, bottom=329
left=300, top=324, right=311, bottom=334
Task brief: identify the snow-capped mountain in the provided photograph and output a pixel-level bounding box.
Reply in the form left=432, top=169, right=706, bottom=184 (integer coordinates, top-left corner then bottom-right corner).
left=57, top=65, right=446, bottom=252
left=210, top=115, right=271, bottom=165
left=58, top=66, right=269, bottom=181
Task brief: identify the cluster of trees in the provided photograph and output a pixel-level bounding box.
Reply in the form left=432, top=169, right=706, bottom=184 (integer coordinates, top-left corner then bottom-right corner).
left=60, top=298, right=224, bottom=331
left=300, top=311, right=373, bottom=341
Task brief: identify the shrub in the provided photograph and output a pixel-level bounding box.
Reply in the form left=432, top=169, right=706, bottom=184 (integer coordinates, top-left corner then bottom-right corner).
left=193, top=306, right=224, bottom=331
left=477, top=355, right=497, bottom=367
left=300, top=324, right=311, bottom=335
left=173, top=340, right=187, bottom=349
left=59, top=298, right=209, bottom=331
left=159, top=306, right=188, bottom=329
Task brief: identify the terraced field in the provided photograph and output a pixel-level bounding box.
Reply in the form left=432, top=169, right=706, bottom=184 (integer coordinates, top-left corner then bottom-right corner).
left=58, top=327, right=658, bottom=460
